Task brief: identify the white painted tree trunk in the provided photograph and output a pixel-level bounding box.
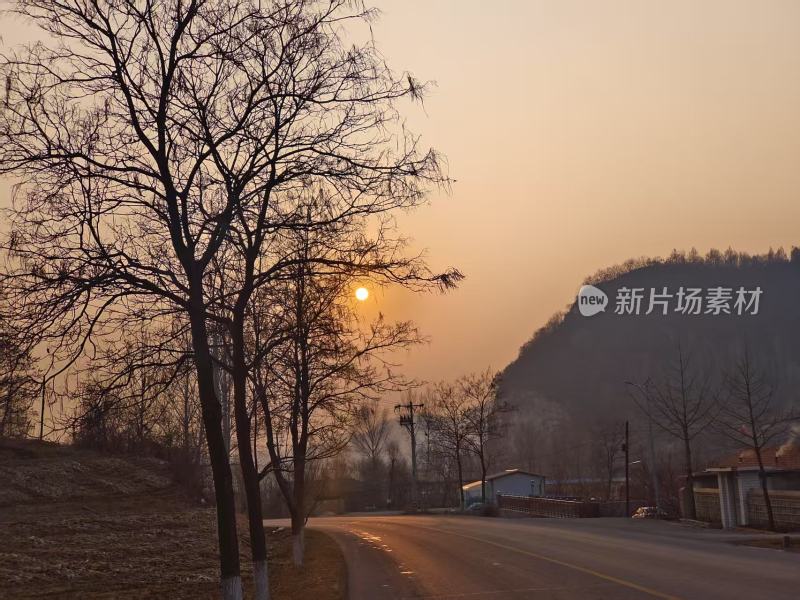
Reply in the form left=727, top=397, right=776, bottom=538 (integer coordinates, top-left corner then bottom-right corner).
left=221, top=575, right=243, bottom=600
left=292, top=529, right=305, bottom=567
left=254, top=559, right=270, bottom=600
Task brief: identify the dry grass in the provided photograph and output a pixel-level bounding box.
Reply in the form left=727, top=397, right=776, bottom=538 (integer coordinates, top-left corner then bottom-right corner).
left=263, top=527, right=347, bottom=600
left=0, top=440, right=346, bottom=599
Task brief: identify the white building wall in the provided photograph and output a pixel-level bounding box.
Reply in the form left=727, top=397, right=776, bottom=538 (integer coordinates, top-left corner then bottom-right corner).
left=736, top=471, right=761, bottom=526
left=718, top=472, right=738, bottom=528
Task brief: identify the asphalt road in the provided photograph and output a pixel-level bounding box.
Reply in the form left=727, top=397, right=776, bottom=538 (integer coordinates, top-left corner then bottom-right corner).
left=306, top=514, right=800, bottom=600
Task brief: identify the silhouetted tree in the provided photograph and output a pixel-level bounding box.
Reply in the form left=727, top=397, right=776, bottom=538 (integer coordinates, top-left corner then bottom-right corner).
left=0, top=316, right=38, bottom=438
left=461, top=369, right=510, bottom=503
left=594, top=422, right=625, bottom=500
left=0, top=1, right=456, bottom=595
left=68, top=322, right=207, bottom=498
left=385, top=439, right=409, bottom=509
left=252, top=226, right=424, bottom=566
left=352, top=401, right=391, bottom=464
left=0, top=3, right=281, bottom=593
left=630, top=344, right=717, bottom=519
left=351, top=400, right=392, bottom=508
left=425, top=382, right=470, bottom=508
left=717, top=347, right=796, bottom=531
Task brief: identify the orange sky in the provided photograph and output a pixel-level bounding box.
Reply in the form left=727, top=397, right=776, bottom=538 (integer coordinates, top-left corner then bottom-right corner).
left=3, top=1, right=800, bottom=386
left=361, top=0, right=800, bottom=383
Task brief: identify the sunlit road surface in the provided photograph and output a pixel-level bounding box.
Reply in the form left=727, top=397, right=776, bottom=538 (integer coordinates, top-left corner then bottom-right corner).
left=304, top=514, right=800, bottom=600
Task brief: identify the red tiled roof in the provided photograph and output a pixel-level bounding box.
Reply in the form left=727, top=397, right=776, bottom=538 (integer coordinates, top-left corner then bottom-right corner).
left=711, top=441, right=800, bottom=471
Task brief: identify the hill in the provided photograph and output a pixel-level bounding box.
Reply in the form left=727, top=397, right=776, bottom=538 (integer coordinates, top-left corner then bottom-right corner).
left=497, top=249, right=800, bottom=469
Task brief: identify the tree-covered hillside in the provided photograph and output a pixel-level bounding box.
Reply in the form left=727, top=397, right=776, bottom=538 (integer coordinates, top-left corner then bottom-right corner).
left=497, top=248, right=800, bottom=478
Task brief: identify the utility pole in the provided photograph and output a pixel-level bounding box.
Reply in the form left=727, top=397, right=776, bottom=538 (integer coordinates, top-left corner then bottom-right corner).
left=624, top=420, right=630, bottom=517
left=39, top=354, right=54, bottom=441
left=39, top=379, right=46, bottom=441
left=646, top=402, right=660, bottom=512
left=395, top=398, right=424, bottom=509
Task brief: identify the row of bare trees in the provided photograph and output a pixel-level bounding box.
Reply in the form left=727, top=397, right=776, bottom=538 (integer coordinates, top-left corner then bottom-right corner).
left=0, top=2, right=459, bottom=598
left=628, top=344, right=797, bottom=531
left=422, top=370, right=511, bottom=507
left=346, top=373, right=511, bottom=512
left=0, top=290, right=40, bottom=437
left=350, top=400, right=412, bottom=509
left=250, top=229, right=425, bottom=565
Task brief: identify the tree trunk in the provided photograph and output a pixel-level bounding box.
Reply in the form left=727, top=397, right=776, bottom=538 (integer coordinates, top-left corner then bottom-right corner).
left=758, top=469, right=776, bottom=531
left=480, top=458, right=487, bottom=504
left=754, top=449, right=776, bottom=531
left=221, top=577, right=244, bottom=600
left=291, top=456, right=307, bottom=567
left=182, top=374, right=191, bottom=451
left=231, top=324, right=270, bottom=600
left=291, top=511, right=306, bottom=567
left=388, top=458, right=395, bottom=509
left=187, top=297, right=242, bottom=600
left=254, top=558, right=269, bottom=600
left=456, top=446, right=465, bottom=509
left=682, top=434, right=696, bottom=520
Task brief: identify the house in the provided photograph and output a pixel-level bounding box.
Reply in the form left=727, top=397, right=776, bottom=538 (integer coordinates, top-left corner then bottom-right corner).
left=462, top=469, right=546, bottom=506
left=693, top=440, right=800, bottom=530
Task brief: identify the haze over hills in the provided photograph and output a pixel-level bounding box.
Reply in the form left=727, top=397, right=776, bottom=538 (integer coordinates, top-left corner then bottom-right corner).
left=498, top=248, right=800, bottom=443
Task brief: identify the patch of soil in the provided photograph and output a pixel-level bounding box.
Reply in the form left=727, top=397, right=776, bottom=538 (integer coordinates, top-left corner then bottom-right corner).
left=0, top=440, right=346, bottom=599
left=264, top=527, right=347, bottom=600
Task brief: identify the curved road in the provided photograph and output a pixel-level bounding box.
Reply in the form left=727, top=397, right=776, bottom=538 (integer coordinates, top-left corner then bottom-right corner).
left=305, top=514, right=800, bottom=600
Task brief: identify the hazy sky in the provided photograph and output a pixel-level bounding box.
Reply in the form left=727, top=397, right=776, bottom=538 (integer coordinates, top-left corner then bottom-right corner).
left=3, top=1, right=800, bottom=386
left=363, top=0, right=800, bottom=383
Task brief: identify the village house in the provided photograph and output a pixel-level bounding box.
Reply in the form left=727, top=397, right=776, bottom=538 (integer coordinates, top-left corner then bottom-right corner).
left=692, top=440, right=800, bottom=530
left=462, top=469, right=546, bottom=506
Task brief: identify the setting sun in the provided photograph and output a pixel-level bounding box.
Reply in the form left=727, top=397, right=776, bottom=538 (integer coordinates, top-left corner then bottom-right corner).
left=355, top=287, right=369, bottom=301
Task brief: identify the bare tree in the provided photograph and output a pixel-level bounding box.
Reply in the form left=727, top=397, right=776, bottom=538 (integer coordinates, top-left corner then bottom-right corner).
left=630, top=344, right=717, bottom=520
left=0, top=311, right=39, bottom=438
left=66, top=319, right=195, bottom=450
left=252, top=227, right=425, bottom=566
left=385, top=439, right=408, bottom=509
left=351, top=400, right=392, bottom=509
left=180, top=0, right=454, bottom=585
left=0, top=1, right=456, bottom=595
left=593, top=422, right=625, bottom=500
left=352, top=400, right=391, bottom=465
left=460, top=369, right=510, bottom=503
left=425, top=382, right=470, bottom=508
left=0, top=3, right=278, bottom=594
left=717, top=347, right=796, bottom=531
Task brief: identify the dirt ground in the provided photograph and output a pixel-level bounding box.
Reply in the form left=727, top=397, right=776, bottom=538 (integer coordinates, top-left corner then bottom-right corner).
left=732, top=536, right=800, bottom=553
left=0, top=440, right=346, bottom=599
